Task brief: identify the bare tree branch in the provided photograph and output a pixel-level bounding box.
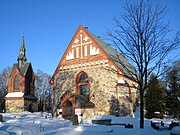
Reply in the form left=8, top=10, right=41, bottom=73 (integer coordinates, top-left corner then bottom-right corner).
left=107, top=0, right=180, bottom=128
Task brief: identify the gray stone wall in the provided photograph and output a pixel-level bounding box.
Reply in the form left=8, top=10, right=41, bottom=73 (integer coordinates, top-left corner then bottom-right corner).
left=24, top=100, right=38, bottom=112
left=5, top=99, right=24, bottom=113
left=5, top=99, right=38, bottom=113
left=53, top=64, right=137, bottom=116
left=52, top=70, right=76, bottom=108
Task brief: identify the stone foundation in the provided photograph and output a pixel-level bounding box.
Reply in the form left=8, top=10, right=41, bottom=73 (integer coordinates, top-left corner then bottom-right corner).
left=5, top=99, right=38, bottom=113
left=5, top=99, right=24, bottom=113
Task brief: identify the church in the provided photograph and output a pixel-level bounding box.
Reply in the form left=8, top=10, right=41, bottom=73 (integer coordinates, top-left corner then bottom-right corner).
left=50, top=26, right=138, bottom=123
left=5, top=36, right=38, bottom=113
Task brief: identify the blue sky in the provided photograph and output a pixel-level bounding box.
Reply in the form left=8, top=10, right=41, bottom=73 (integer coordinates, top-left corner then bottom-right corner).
left=0, top=0, right=180, bottom=75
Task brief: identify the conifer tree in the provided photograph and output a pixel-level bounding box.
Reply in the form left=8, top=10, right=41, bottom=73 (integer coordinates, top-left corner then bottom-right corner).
left=145, top=74, right=165, bottom=119
left=165, top=61, right=180, bottom=118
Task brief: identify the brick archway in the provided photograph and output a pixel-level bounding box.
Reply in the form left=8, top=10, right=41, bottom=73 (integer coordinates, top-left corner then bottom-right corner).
left=61, top=91, right=75, bottom=118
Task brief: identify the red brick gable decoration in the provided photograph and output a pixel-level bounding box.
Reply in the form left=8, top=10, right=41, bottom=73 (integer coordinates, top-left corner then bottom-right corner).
left=7, top=64, right=35, bottom=95
left=50, top=26, right=138, bottom=122
left=50, top=26, right=122, bottom=85
left=8, top=66, right=25, bottom=93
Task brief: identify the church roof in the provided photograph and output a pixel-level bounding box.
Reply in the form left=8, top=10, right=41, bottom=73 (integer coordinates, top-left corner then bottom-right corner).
left=85, top=28, right=137, bottom=79
left=10, top=63, right=31, bottom=77
left=9, top=36, right=32, bottom=78
left=18, top=36, right=27, bottom=64
left=24, top=94, right=38, bottom=100
left=75, top=94, right=94, bottom=107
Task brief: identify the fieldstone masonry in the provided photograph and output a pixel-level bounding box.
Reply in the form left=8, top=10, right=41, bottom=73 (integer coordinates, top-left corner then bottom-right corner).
left=5, top=99, right=38, bottom=113
left=5, top=99, right=24, bottom=113
left=53, top=64, right=137, bottom=117
left=51, top=26, right=138, bottom=120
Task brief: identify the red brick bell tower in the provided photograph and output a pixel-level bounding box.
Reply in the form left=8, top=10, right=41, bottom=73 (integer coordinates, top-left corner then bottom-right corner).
left=5, top=36, right=38, bottom=113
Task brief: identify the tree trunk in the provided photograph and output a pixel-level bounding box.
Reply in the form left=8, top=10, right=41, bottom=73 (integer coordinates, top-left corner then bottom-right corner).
left=140, top=91, right=144, bottom=128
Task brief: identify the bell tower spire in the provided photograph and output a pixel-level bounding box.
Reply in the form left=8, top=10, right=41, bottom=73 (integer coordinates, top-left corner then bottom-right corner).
left=17, top=35, right=27, bottom=67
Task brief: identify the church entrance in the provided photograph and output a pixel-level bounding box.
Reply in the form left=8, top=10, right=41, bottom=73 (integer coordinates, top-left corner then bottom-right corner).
left=29, top=103, right=33, bottom=112
left=63, top=100, right=78, bottom=125
left=65, top=100, right=73, bottom=116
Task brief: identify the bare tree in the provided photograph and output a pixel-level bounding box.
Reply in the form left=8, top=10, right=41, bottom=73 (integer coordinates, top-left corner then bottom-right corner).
left=35, top=69, right=51, bottom=112
left=107, top=0, right=180, bottom=128
left=0, top=67, right=11, bottom=110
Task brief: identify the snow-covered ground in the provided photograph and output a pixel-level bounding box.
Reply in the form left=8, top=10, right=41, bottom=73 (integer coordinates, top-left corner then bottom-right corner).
left=0, top=111, right=71, bottom=135
left=0, top=110, right=178, bottom=135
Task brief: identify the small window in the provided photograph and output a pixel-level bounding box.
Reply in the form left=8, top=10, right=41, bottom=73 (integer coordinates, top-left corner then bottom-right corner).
left=14, top=75, right=20, bottom=90
left=80, top=85, right=89, bottom=96
left=79, top=73, right=88, bottom=82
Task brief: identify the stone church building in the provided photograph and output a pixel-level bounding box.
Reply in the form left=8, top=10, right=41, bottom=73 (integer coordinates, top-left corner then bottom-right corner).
left=5, top=36, right=38, bottom=113
left=50, top=26, right=138, bottom=122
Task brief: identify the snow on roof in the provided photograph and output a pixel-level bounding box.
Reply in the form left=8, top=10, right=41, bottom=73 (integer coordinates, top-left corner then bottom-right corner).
left=5, top=92, right=24, bottom=98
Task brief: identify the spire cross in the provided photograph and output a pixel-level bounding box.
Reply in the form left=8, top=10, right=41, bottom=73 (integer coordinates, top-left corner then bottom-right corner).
left=18, top=35, right=27, bottom=67
left=72, top=33, right=92, bottom=58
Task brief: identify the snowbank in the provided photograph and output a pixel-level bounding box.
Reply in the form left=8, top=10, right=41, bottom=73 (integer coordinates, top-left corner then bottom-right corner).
left=0, top=112, right=72, bottom=135
left=0, top=130, right=9, bottom=135
left=0, top=112, right=173, bottom=135
left=74, top=125, right=113, bottom=133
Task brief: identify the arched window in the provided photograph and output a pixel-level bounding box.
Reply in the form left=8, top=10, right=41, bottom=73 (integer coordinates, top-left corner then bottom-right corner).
left=14, top=75, right=20, bottom=90
left=79, top=72, right=88, bottom=82
left=76, top=72, right=89, bottom=98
